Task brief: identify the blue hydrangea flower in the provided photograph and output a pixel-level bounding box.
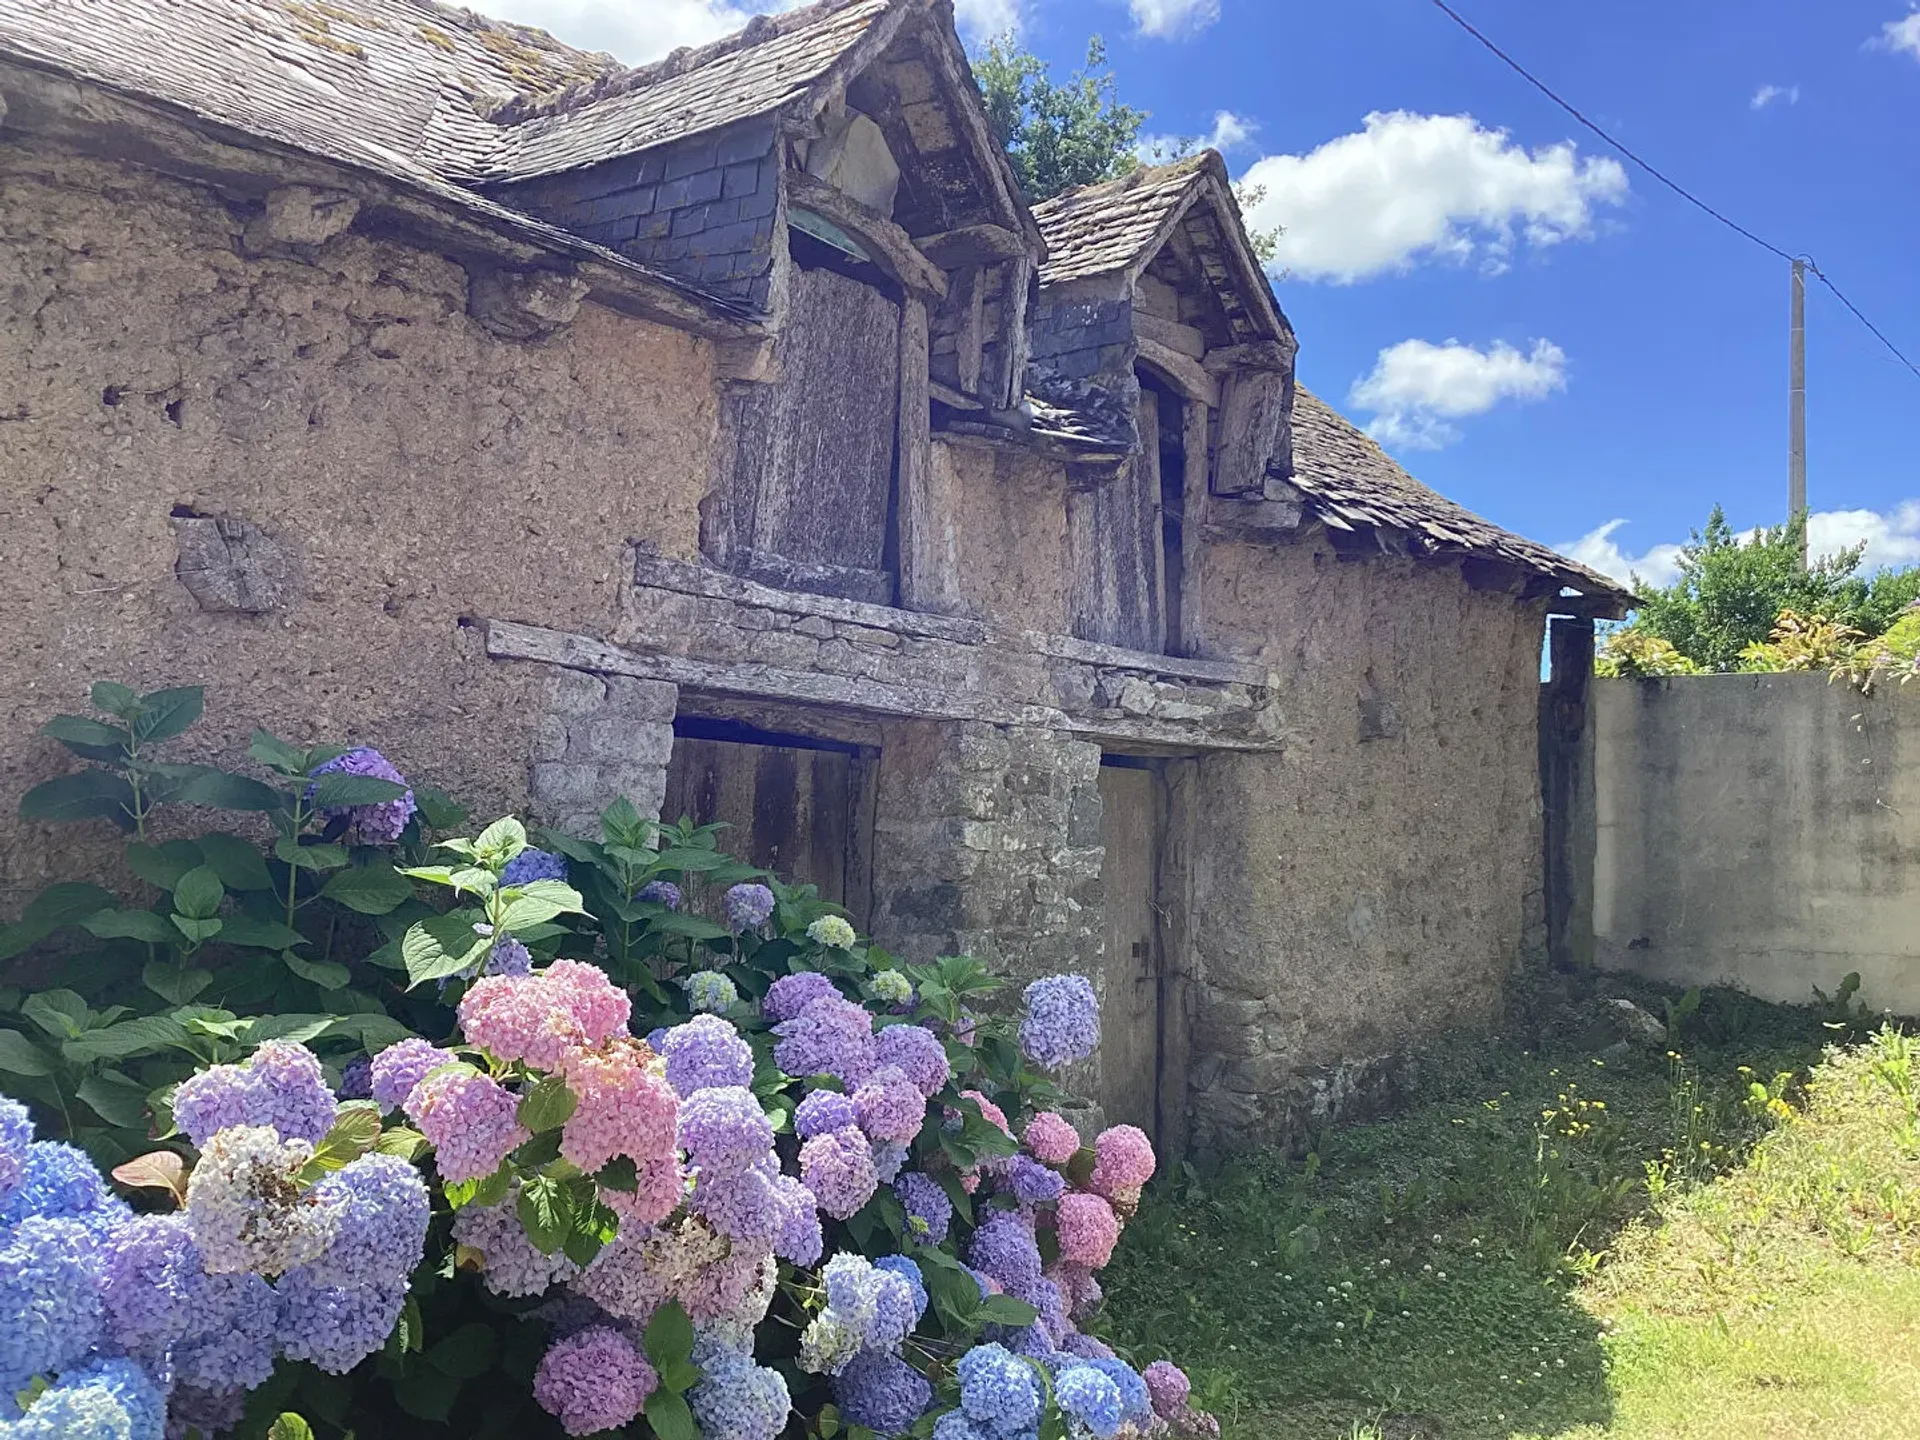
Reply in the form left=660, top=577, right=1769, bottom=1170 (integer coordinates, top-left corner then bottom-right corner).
left=638, top=880, right=683, bottom=911
left=834, top=1350, right=933, bottom=1435
left=931, top=1413, right=998, bottom=1440
left=273, top=1269, right=407, bottom=1374
left=677, top=1087, right=775, bottom=1174
left=724, top=883, right=776, bottom=933
left=100, top=1214, right=200, bottom=1353
left=874, top=1255, right=927, bottom=1323
left=1084, top=1357, right=1152, bottom=1425
left=6, top=1356, right=164, bottom=1440
left=956, top=1343, right=1041, bottom=1434
left=171, top=1041, right=336, bottom=1147
left=1018, top=975, right=1100, bottom=1071
left=171, top=1270, right=279, bottom=1392
left=1007, top=1154, right=1066, bottom=1205
left=486, top=937, right=534, bottom=977
left=794, top=1090, right=858, bottom=1140
left=689, top=1337, right=791, bottom=1440
left=660, top=1017, right=756, bottom=1098
left=686, top=970, right=740, bottom=1014
left=500, top=847, right=568, bottom=887
left=338, top=1057, right=374, bottom=1101
left=892, top=1171, right=952, bottom=1245
left=0, top=1094, right=33, bottom=1204
left=0, top=1216, right=106, bottom=1391
left=872, top=1140, right=909, bottom=1185
left=304, top=1153, right=429, bottom=1290
left=307, top=748, right=417, bottom=844
left=968, top=1212, right=1043, bottom=1295
left=1054, top=1364, right=1126, bottom=1438
left=0, top=1142, right=128, bottom=1238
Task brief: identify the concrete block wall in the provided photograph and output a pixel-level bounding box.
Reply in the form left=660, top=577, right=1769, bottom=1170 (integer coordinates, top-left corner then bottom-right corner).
left=498, top=118, right=782, bottom=309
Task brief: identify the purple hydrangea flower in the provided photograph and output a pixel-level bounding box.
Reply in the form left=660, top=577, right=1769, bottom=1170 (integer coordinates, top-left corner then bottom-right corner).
left=368, top=1038, right=455, bottom=1112
left=638, top=880, right=682, bottom=910
left=451, top=1189, right=580, bottom=1298
left=308, top=748, right=417, bottom=844
left=762, top=971, right=840, bottom=1023
left=835, top=1350, right=933, bottom=1434
left=773, top=996, right=875, bottom=1086
left=689, top=1164, right=785, bottom=1247
left=677, top=1087, right=775, bottom=1175
left=338, top=1056, right=374, bottom=1101
left=968, top=1212, right=1043, bottom=1295
left=874, top=1255, right=928, bottom=1323
left=688, top=1337, right=790, bottom=1440
left=893, top=1172, right=952, bottom=1245
left=774, top=1177, right=823, bottom=1267
left=793, top=1089, right=858, bottom=1140
left=0, top=1094, right=33, bottom=1204
left=873, top=1024, right=950, bottom=1098
left=1144, top=1360, right=1193, bottom=1420
left=1018, top=974, right=1100, bottom=1071
left=500, top=847, right=569, bottom=887
left=1007, top=1154, right=1066, bottom=1205
left=486, top=937, right=534, bottom=977
left=172, top=1042, right=337, bottom=1147
left=659, top=1015, right=755, bottom=1096
left=100, top=1214, right=200, bottom=1353
left=853, top=1066, right=926, bottom=1144
left=871, top=1139, right=909, bottom=1185
left=166, top=1385, right=247, bottom=1439
left=799, top=1127, right=878, bottom=1219
left=957, top=1343, right=1041, bottom=1434
left=304, top=1153, right=430, bottom=1290
left=533, top=1325, right=657, bottom=1437
left=171, top=1270, right=279, bottom=1392
left=724, top=883, right=776, bottom=933
left=273, top=1269, right=407, bottom=1374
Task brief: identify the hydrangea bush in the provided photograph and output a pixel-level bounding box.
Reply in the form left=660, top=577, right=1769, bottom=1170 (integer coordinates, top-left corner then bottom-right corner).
left=1, top=693, right=1218, bottom=1439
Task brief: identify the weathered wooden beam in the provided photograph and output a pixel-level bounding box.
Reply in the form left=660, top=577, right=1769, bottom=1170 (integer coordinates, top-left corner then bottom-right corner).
left=1211, top=368, right=1290, bottom=496
left=1179, top=399, right=1211, bottom=657
left=990, top=253, right=1035, bottom=412
left=955, top=265, right=986, bottom=395
left=631, top=551, right=987, bottom=643
left=1542, top=616, right=1597, bottom=972
left=928, top=379, right=984, bottom=410
left=785, top=171, right=948, bottom=299
left=916, top=223, right=1029, bottom=267
left=1203, top=340, right=1294, bottom=375
left=896, top=294, right=962, bottom=616
left=1135, top=310, right=1207, bottom=360
left=1136, top=336, right=1221, bottom=408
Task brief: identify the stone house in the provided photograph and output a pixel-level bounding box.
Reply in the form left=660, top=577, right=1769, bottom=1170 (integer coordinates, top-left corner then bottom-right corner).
left=0, top=0, right=1629, bottom=1155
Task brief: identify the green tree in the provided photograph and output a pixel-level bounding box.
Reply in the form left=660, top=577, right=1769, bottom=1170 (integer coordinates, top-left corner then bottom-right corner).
left=975, top=34, right=1145, bottom=202
left=1619, top=507, right=1920, bottom=671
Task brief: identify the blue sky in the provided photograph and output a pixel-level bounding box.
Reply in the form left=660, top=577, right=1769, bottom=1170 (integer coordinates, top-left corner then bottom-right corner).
left=491, top=0, right=1920, bottom=586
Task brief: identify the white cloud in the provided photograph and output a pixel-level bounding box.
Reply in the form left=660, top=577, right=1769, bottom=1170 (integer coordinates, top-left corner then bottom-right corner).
left=1136, top=110, right=1257, bottom=163
left=1560, top=503, right=1920, bottom=590
left=1129, top=0, right=1221, bottom=39
left=476, top=0, right=794, bottom=62
left=1751, top=83, right=1800, bottom=109
left=1349, top=338, right=1567, bottom=450
left=955, top=0, right=1024, bottom=39
left=1235, top=111, right=1630, bottom=284
left=1876, top=9, right=1920, bottom=60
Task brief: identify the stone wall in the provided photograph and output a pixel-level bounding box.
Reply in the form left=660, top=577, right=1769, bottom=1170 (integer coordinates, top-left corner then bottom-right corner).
left=1593, top=673, right=1920, bottom=1015
left=1182, top=536, right=1550, bottom=1152
left=529, top=670, right=678, bottom=838
left=0, top=142, right=717, bottom=903
left=941, top=444, right=1072, bottom=636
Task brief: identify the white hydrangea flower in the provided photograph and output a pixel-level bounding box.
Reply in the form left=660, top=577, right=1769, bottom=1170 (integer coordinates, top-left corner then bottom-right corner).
left=186, top=1125, right=338, bottom=1277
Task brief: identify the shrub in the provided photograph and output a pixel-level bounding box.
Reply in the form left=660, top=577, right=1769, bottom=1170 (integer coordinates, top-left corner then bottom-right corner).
left=0, top=690, right=1216, bottom=1438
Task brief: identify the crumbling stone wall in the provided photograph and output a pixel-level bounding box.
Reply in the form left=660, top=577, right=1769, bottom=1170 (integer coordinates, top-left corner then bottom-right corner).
left=867, top=721, right=1104, bottom=992
left=0, top=142, right=718, bottom=902
left=1183, top=538, right=1549, bottom=1152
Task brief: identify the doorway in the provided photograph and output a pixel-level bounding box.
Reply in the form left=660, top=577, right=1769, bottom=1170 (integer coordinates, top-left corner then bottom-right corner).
left=1098, top=756, right=1167, bottom=1140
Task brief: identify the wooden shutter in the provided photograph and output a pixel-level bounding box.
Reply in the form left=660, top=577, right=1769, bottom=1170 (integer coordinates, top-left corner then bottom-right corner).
left=1067, top=387, right=1165, bottom=651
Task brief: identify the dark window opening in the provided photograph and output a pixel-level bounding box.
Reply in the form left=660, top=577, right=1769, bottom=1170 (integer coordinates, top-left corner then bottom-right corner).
left=1138, top=370, right=1190, bottom=658
left=672, top=714, right=862, bottom=756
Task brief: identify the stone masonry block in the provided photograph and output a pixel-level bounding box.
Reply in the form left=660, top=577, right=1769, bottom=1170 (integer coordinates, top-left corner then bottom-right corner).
left=545, top=670, right=609, bottom=716
left=530, top=762, right=604, bottom=806
left=603, top=676, right=678, bottom=721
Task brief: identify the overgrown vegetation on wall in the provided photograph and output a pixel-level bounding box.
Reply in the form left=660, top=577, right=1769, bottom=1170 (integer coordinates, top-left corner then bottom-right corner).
left=0, top=686, right=1215, bottom=1439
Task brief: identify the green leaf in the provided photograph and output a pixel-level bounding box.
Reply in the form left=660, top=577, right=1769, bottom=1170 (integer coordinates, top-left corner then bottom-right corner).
left=395, top=1293, right=425, bottom=1353
left=426, top=1322, right=499, bottom=1380
left=653, top=847, right=733, bottom=871
left=647, top=912, right=731, bottom=942
left=512, top=1129, right=564, bottom=1171
left=22, top=989, right=90, bottom=1039
left=474, top=817, right=529, bottom=863
left=142, top=963, right=213, bottom=1006
left=284, top=952, right=352, bottom=990
left=471, top=1164, right=514, bottom=1209
left=248, top=730, right=308, bottom=774
left=300, top=1104, right=384, bottom=1180
left=321, top=1013, right=416, bottom=1049
left=77, top=1069, right=151, bottom=1128
left=645, top=1389, right=700, bottom=1440
left=595, top=1156, right=639, bottom=1193
left=374, top=1127, right=427, bottom=1161
left=321, top=862, right=414, bottom=916
left=274, top=838, right=349, bottom=872
left=19, top=769, right=136, bottom=827
left=194, top=833, right=277, bottom=891
left=0, top=1029, right=53, bottom=1075
left=310, top=773, right=408, bottom=808
left=517, top=1175, right=571, bottom=1255
left=169, top=915, right=223, bottom=945
left=517, top=1073, right=578, bottom=1134
left=497, top=879, right=587, bottom=931
left=133, top=686, right=205, bottom=745
left=242, top=1014, right=339, bottom=1047
left=82, top=908, right=178, bottom=945
left=177, top=770, right=285, bottom=813
left=214, top=915, right=309, bottom=950
left=60, top=1015, right=191, bottom=1063
left=412, top=785, right=467, bottom=831
left=171, top=866, right=224, bottom=920
left=267, top=1414, right=315, bottom=1440
left=90, top=682, right=140, bottom=719
left=123, top=839, right=203, bottom=890
left=401, top=913, right=489, bottom=988
left=42, top=713, right=132, bottom=763
left=978, top=1294, right=1041, bottom=1326
left=0, top=881, right=117, bottom=959
left=393, top=1367, right=461, bottom=1424
left=642, top=1300, right=696, bottom=1382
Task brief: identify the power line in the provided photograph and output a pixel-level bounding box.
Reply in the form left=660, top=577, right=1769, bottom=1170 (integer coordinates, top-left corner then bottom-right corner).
left=1428, top=0, right=1920, bottom=382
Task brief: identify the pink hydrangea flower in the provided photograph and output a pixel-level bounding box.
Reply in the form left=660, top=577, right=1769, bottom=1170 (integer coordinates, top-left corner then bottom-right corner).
left=853, top=1066, right=925, bottom=1145
left=458, top=962, right=631, bottom=1070
left=1087, top=1125, right=1156, bottom=1200
left=545, top=960, right=631, bottom=1046
left=1144, top=1360, right=1191, bottom=1421
left=600, top=1154, right=686, bottom=1229
left=558, top=1041, right=679, bottom=1177
left=799, top=1127, right=879, bottom=1219
left=405, top=1069, right=528, bottom=1184
left=1055, top=1192, right=1121, bottom=1269
left=1023, top=1111, right=1081, bottom=1166
left=959, top=1090, right=1010, bottom=1135
left=533, top=1326, right=658, bottom=1437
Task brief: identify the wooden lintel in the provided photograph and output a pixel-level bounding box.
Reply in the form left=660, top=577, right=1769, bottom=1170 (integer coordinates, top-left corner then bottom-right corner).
left=916, top=223, right=1028, bottom=267
left=1548, top=592, right=1633, bottom=620
left=1134, top=310, right=1207, bottom=360
left=1136, top=336, right=1221, bottom=408
left=1203, top=340, right=1294, bottom=376
left=785, top=171, right=948, bottom=299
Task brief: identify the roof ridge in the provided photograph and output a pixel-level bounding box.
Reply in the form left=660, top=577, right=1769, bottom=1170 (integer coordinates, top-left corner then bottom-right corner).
left=1031, top=151, right=1214, bottom=218
left=489, top=0, right=893, bottom=126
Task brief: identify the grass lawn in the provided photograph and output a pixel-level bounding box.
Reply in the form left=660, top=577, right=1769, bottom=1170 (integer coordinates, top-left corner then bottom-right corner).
left=1098, top=979, right=1920, bottom=1440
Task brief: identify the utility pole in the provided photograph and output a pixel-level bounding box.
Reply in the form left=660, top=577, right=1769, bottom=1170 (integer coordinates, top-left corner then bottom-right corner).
left=1790, top=257, right=1807, bottom=568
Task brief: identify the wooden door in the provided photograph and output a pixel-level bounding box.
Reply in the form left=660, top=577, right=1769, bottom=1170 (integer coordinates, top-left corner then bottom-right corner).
left=1067, top=387, right=1165, bottom=651
left=1098, top=762, right=1163, bottom=1139
left=719, top=265, right=902, bottom=604
left=663, top=735, right=875, bottom=927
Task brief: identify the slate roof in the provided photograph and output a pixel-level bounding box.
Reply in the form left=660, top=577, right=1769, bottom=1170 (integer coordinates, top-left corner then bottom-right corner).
left=1031, top=155, right=1212, bottom=287
left=1288, top=388, right=1632, bottom=601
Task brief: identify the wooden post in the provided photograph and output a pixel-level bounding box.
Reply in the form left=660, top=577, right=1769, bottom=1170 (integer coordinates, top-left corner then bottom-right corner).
left=1542, top=615, right=1597, bottom=971
left=895, top=295, right=958, bottom=614
left=1179, top=399, right=1210, bottom=657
